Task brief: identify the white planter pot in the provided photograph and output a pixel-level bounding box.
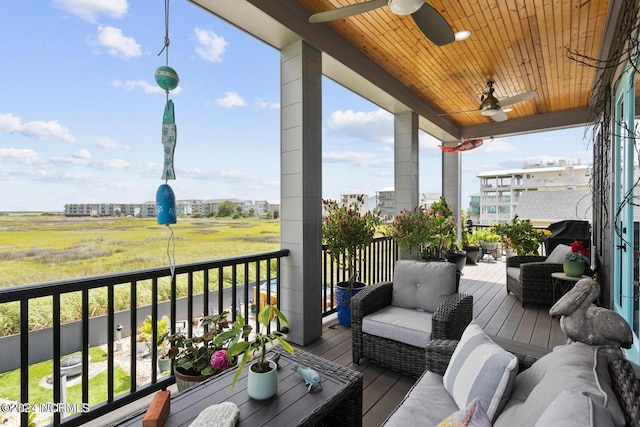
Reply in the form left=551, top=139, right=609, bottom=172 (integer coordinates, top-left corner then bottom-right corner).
left=247, top=360, right=278, bottom=400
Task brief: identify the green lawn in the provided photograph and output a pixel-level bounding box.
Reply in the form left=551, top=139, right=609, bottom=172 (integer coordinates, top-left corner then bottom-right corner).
left=0, top=347, right=130, bottom=406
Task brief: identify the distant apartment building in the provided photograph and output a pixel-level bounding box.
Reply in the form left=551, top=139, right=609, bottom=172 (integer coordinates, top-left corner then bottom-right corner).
left=375, top=187, right=395, bottom=223
left=66, top=199, right=278, bottom=218
left=340, top=193, right=370, bottom=213
left=474, top=159, right=591, bottom=225
left=64, top=203, right=140, bottom=217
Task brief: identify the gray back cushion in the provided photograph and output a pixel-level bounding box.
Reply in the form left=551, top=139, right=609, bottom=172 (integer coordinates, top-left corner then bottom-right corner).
left=544, top=244, right=571, bottom=264
left=391, top=260, right=456, bottom=312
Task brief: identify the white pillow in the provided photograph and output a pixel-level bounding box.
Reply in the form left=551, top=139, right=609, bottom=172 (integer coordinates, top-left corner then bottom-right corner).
left=545, top=244, right=572, bottom=264
left=443, top=323, right=518, bottom=421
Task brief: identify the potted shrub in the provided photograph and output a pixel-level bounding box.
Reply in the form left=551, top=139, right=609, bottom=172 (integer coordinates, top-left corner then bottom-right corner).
left=167, top=311, right=234, bottom=392
left=474, top=228, right=501, bottom=259
left=461, top=212, right=480, bottom=264
left=563, top=239, right=591, bottom=277
left=138, top=315, right=170, bottom=373
left=492, top=215, right=550, bottom=256
left=223, top=305, right=295, bottom=400
left=322, top=195, right=381, bottom=326
left=389, top=205, right=432, bottom=259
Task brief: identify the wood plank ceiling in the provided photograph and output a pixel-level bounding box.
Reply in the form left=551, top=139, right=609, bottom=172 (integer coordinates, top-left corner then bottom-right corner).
left=296, top=0, right=610, bottom=129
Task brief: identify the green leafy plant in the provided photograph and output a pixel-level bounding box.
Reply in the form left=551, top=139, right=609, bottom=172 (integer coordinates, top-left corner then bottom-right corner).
left=167, top=311, right=234, bottom=376
left=491, top=215, right=550, bottom=255
left=138, top=315, right=170, bottom=358
left=322, top=195, right=381, bottom=291
left=222, top=305, right=294, bottom=388
left=390, top=196, right=457, bottom=260
left=473, top=227, right=501, bottom=243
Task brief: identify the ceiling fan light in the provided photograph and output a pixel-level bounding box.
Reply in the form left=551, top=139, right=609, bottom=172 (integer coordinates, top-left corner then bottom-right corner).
left=388, top=0, right=424, bottom=15
left=454, top=30, right=471, bottom=41
left=481, top=107, right=500, bottom=117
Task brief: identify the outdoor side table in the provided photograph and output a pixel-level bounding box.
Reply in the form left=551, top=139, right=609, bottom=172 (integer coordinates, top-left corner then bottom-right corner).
left=550, top=272, right=589, bottom=304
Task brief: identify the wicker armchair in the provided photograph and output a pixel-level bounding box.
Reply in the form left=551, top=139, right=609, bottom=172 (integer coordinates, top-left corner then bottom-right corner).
left=506, top=255, right=562, bottom=307
left=351, top=261, right=473, bottom=378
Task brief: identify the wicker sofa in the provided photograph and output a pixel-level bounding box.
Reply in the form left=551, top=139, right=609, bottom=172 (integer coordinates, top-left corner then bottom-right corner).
left=383, top=327, right=640, bottom=426
left=351, top=260, right=473, bottom=378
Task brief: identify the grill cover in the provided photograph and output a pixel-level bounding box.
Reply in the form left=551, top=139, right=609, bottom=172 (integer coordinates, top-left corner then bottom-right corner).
left=544, top=220, right=591, bottom=254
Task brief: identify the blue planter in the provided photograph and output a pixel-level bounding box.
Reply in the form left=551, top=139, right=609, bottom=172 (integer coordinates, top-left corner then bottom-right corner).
left=336, top=282, right=366, bottom=326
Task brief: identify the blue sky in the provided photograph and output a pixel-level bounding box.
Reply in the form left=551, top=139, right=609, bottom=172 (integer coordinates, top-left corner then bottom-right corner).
left=0, top=1, right=593, bottom=212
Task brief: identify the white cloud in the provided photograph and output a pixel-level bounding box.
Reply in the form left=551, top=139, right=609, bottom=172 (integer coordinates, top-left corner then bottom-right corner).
left=73, top=149, right=92, bottom=160
left=0, top=148, right=42, bottom=164
left=254, top=98, right=280, bottom=109
left=479, top=138, right=517, bottom=153
left=327, top=109, right=393, bottom=143
left=215, top=92, right=245, bottom=108
left=95, top=137, right=122, bottom=149
left=92, top=26, right=141, bottom=59
left=111, top=80, right=182, bottom=95
left=53, top=0, right=128, bottom=22
left=194, top=28, right=228, bottom=62
left=0, top=113, right=76, bottom=143
left=323, top=151, right=392, bottom=168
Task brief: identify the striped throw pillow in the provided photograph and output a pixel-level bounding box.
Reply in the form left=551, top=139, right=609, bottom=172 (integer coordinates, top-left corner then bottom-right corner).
left=443, top=323, right=518, bottom=421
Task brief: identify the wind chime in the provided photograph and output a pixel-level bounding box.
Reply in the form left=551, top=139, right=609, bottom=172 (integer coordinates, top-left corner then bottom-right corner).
left=154, top=0, right=178, bottom=275
left=155, top=0, right=178, bottom=226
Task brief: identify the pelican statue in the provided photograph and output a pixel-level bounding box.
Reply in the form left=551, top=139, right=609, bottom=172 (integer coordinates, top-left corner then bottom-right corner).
left=549, top=278, right=632, bottom=350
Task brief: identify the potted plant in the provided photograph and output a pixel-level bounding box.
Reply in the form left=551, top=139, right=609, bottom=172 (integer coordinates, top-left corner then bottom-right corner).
left=322, top=195, right=381, bottom=326
left=474, top=228, right=501, bottom=259
left=492, top=215, right=550, bottom=256
left=223, top=305, right=295, bottom=400
left=563, top=239, right=591, bottom=277
left=167, top=311, right=234, bottom=392
left=461, top=212, right=480, bottom=265
left=138, top=315, right=170, bottom=373
left=390, top=196, right=457, bottom=262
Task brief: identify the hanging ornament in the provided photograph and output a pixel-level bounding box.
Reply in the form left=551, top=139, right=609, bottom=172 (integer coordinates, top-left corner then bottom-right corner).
left=439, top=138, right=483, bottom=152
left=156, top=183, right=177, bottom=225
left=155, top=0, right=178, bottom=226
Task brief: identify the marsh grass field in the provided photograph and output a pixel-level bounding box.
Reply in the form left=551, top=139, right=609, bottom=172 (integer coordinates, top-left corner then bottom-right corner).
left=0, top=213, right=280, bottom=334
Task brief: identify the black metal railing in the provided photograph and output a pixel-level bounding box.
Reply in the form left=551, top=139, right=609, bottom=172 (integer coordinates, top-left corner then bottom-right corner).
left=0, top=237, right=399, bottom=426
left=0, top=250, right=289, bottom=427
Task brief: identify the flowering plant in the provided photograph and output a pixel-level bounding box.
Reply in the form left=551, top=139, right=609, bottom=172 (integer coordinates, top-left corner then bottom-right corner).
left=390, top=196, right=457, bottom=260
left=167, top=311, right=235, bottom=376
left=565, top=240, right=591, bottom=264
left=322, top=195, right=381, bottom=291
left=491, top=215, right=550, bottom=255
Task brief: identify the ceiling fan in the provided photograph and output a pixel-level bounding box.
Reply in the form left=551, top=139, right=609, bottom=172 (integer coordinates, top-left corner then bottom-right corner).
left=308, top=0, right=455, bottom=46
left=443, top=81, right=537, bottom=122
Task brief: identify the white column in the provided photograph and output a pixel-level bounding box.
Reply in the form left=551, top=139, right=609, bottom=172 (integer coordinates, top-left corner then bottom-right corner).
left=442, top=150, right=462, bottom=239
left=279, top=40, right=322, bottom=345
left=394, top=111, right=419, bottom=259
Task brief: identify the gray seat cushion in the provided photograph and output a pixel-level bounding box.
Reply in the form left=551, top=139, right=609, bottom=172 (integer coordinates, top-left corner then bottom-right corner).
left=506, top=266, right=520, bottom=282
left=383, top=370, right=458, bottom=426
left=391, top=260, right=456, bottom=313
left=362, top=305, right=433, bottom=348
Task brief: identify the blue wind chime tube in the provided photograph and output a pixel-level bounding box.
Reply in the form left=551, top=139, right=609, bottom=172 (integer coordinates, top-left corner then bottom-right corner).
left=155, top=66, right=179, bottom=225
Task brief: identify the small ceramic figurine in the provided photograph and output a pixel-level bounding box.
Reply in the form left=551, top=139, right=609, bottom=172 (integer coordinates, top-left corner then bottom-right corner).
left=291, top=363, right=321, bottom=392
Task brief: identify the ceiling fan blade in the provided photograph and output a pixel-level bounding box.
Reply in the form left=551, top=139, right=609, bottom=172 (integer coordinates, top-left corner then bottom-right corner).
left=491, top=110, right=508, bottom=122
left=411, top=3, right=454, bottom=46
left=309, top=0, right=387, bottom=23
left=497, top=90, right=537, bottom=107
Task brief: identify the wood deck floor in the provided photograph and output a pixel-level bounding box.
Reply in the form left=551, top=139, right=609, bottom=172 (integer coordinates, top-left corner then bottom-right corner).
left=99, top=257, right=566, bottom=426
left=299, top=257, right=567, bottom=426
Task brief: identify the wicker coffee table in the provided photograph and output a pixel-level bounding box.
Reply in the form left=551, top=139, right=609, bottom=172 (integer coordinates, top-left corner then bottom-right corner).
left=113, top=348, right=362, bottom=427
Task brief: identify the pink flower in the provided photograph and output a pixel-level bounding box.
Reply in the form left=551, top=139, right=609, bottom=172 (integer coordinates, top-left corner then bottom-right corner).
left=210, top=350, right=231, bottom=371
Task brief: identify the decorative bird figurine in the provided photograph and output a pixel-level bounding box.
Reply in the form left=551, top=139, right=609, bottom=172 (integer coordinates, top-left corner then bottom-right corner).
left=549, top=278, right=632, bottom=351
left=291, top=363, right=321, bottom=392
